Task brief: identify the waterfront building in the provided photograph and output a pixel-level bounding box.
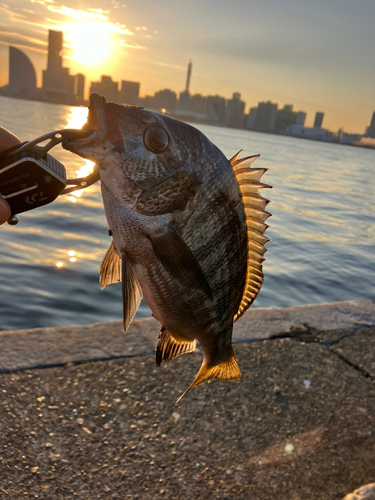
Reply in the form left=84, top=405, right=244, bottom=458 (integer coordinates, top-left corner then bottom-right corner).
left=74, top=74, right=85, bottom=104
left=153, top=89, right=177, bottom=113
left=190, top=94, right=206, bottom=115
left=314, top=112, right=324, bottom=128
left=90, top=76, right=119, bottom=102
left=120, top=80, right=140, bottom=105
left=246, top=107, right=258, bottom=129
left=288, top=124, right=332, bottom=141
left=225, top=92, right=246, bottom=128
left=205, top=95, right=226, bottom=123
left=185, top=60, right=192, bottom=92
left=177, top=90, right=191, bottom=113
left=275, top=104, right=297, bottom=132
left=1, top=46, right=37, bottom=99
left=295, top=111, right=306, bottom=126
left=42, top=30, right=75, bottom=103
left=253, top=101, right=278, bottom=131
left=366, top=112, right=375, bottom=138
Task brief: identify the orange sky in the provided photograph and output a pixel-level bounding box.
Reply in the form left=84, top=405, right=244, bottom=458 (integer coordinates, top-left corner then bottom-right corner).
left=0, top=0, right=374, bottom=134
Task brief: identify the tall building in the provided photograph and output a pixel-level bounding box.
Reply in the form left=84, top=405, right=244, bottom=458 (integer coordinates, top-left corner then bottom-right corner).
left=225, top=92, right=246, bottom=128
left=47, top=30, right=63, bottom=71
left=120, top=80, right=140, bottom=105
left=205, top=95, right=226, bottom=123
left=366, top=112, right=375, bottom=138
left=153, top=89, right=177, bottom=113
left=314, top=112, right=324, bottom=128
left=275, top=104, right=297, bottom=132
left=90, top=76, right=119, bottom=102
left=185, top=60, right=192, bottom=92
left=253, top=101, right=278, bottom=131
left=246, top=107, right=258, bottom=129
left=42, top=30, right=74, bottom=103
left=177, top=90, right=191, bottom=113
left=295, top=111, right=306, bottom=126
left=74, top=74, right=85, bottom=104
left=6, top=46, right=37, bottom=99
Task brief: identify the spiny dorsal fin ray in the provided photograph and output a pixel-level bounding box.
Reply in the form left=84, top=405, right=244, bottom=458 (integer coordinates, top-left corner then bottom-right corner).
left=176, top=348, right=241, bottom=404
left=156, top=327, right=196, bottom=366
left=99, top=240, right=122, bottom=289
left=229, top=151, right=271, bottom=322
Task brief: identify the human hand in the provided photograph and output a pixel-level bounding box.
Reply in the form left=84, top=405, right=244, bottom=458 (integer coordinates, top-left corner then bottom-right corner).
left=0, top=126, right=21, bottom=225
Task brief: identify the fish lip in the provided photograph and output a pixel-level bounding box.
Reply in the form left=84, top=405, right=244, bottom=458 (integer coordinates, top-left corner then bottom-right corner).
left=62, top=93, right=107, bottom=152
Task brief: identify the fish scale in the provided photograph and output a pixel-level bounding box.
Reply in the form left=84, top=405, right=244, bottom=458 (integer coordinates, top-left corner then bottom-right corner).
left=63, top=93, right=270, bottom=402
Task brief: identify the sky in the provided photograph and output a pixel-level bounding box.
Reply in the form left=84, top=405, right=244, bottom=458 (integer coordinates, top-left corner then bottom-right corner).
left=0, top=0, right=374, bottom=133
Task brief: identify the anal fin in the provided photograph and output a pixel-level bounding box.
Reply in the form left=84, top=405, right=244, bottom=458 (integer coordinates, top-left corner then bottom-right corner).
left=176, top=348, right=241, bottom=404
left=156, top=327, right=196, bottom=366
left=99, top=240, right=121, bottom=289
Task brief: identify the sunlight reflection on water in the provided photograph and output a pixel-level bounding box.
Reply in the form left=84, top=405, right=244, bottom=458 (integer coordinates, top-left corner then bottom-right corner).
left=0, top=96, right=374, bottom=330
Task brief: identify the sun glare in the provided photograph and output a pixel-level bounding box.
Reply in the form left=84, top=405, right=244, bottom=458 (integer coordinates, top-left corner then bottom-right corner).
left=67, top=21, right=111, bottom=65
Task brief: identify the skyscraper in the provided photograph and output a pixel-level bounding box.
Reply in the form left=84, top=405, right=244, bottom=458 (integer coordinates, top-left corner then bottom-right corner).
left=120, top=81, right=140, bottom=105
left=295, top=111, right=306, bottom=126
left=47, top=30, right=63, bottom=71
left=253, top=101, right=278, bottom=131
left=367, top=112, right=375, bottom=138
left=185, top=60, right=192, bottom=93
left=42, top=30, right=74, bottom=103
left=314, top=112, right=324, bottom=128
left=74, top=74, right=85, bottom=104
left=153, top=89, right=177, bottom=113
left=275, top=104, right=296, bottom=132
left=90, top=76, right=119, bottom=102
left=7, top=46, right=37, bottom=99
left=225, top=92, right=246, bottom=128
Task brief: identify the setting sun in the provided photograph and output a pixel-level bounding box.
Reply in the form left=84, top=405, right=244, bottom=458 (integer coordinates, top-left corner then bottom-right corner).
left=67, top=21, right=111, bottom=65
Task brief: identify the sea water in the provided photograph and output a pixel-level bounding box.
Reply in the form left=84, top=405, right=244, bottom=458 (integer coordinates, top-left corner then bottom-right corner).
left=0, top=96, right=374, bottom=330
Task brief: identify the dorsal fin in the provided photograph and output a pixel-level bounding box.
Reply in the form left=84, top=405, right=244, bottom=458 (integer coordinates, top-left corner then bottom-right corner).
left=230, top=152, right=271, bottom=322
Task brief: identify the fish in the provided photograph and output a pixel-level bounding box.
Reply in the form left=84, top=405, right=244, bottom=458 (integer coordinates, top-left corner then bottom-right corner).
left=63, top=93, right=271, bottom=402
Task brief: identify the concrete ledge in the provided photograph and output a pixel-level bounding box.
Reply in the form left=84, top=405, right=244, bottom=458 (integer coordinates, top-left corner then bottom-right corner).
left=1, top=300, right=374, bottom=372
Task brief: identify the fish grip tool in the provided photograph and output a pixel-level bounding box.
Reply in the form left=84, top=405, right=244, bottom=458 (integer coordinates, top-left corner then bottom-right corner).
left=0, top=129, right=98, bottom=223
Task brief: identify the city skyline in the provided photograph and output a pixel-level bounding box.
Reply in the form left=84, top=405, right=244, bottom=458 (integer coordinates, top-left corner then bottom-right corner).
left=0, top=0, right=374, bottom=134
left=1, top=36, right=375, bottom=149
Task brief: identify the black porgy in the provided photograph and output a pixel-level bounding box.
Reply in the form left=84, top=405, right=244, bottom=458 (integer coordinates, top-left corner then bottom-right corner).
left=64, top=93, right=271, bottom=402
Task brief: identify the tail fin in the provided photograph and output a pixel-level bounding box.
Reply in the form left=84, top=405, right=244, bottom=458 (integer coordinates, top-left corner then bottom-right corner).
left=176, top=349, right=241, bottom=404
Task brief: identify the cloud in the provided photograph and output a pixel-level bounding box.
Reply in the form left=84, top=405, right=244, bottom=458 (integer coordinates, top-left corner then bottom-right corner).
left=0, top=23, right=48, bottom=53
left=117, top=39, right=145, bottom=49
left=0, top=2, right=58, bottom=27
left=47, top=5, right=109, bottom=21
left=0, top=32, right=47, bottom=53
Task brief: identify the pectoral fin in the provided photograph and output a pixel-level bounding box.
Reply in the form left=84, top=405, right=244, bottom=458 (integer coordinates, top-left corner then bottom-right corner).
left=99, top=241, right=122, bottom=289
left=156, top=327, right=196, bottom=366
left=149, top=225, right=213, bottom=299
left=121, top=255, right=143, bottom=333
left=176, top=348, right=241, bottom=404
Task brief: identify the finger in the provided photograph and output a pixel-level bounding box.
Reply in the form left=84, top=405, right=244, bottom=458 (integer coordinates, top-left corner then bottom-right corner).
left=0, top=196, right=11, bottom=225
left=0, top=126, right=21, bottom=154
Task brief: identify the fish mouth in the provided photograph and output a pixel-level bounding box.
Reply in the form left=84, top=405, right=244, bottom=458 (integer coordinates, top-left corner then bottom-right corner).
left=62, top=93, right=112, bottom=155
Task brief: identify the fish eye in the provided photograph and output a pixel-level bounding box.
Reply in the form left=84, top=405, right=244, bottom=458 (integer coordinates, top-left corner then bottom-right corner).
left=143, top=127, right=169, bottom=154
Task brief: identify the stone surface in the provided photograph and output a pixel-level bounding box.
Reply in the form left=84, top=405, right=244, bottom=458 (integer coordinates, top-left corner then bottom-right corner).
left=1, top=300, right=374, bottom=372
left=331, top=329, right=375, bottom=378
left=343, top=484, right=375, bottom=500
left=0, top=320, right=154, bottom=372
left=0, top=327, right=374, bottom=499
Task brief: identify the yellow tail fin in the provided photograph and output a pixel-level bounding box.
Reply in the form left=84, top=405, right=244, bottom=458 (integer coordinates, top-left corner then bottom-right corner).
left=176, top=349, right=241, bottom=404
